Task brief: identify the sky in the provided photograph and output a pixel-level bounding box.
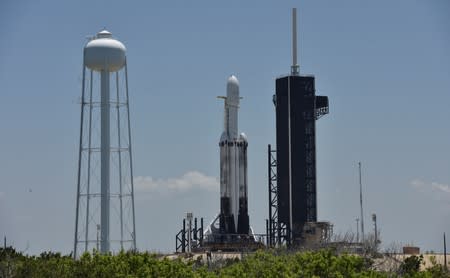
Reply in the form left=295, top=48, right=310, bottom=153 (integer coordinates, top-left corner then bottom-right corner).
left=0, top=0, right=449, bottom=255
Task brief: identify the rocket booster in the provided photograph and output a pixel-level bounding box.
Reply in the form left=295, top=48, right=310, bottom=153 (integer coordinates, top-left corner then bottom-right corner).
left=219, top=75, right=250, bottom=235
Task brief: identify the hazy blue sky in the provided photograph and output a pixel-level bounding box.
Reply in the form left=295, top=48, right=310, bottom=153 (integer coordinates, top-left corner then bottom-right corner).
left=0, top=0, right=449, bottom=254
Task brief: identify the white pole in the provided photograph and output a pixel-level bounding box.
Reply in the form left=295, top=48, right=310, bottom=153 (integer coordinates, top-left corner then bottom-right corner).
left=100, top=70, right=110, bottom=253
left=116, top=72, right=124, bottom=251
left=84, top=69, right=94, bottom=253
left=291, top=8, right=299, bottom=75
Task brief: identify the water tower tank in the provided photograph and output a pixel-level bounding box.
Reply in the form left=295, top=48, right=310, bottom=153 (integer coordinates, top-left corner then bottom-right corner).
left=84, top=30, right=126, bottom=72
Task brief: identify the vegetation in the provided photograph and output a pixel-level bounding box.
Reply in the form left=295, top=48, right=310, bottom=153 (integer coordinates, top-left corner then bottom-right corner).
left=0, top=247, right=448, bottom=277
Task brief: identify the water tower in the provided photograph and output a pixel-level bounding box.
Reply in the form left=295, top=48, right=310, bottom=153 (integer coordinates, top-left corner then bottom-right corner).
left=74, top=30, right=136, bottom=257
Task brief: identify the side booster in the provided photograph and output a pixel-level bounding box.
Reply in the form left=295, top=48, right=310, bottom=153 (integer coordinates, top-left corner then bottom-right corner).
left=218, top=75, right=250, bottom=235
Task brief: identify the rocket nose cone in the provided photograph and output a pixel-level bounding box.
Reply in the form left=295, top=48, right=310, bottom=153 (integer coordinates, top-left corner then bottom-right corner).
left=226, top=75, right=239, bottom=105
left=227, top=75, right=239, bottom=87
left=239, top=132, right=248, bottom=142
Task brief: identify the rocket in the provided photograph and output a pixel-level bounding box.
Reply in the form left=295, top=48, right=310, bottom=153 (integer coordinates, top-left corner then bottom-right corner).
left=218, top=75, right=250, bottom=235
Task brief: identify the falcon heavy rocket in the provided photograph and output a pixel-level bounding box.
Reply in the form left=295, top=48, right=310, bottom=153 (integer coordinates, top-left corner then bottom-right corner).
left=218, top=75, right=250, bottom=235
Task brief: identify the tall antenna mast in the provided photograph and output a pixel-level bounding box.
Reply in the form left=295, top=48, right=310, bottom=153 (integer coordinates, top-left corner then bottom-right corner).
left=359, top=162, right=365, bottom=243
left=291, top=8, right=299, bottom=75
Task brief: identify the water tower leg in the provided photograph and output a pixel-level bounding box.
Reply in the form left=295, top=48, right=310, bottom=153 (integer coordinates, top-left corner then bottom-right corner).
left=100, top=70, right=110, bottom=253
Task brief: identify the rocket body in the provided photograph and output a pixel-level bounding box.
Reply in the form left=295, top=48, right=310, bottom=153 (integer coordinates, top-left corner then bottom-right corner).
left=219, top=75, right=250, bottom=235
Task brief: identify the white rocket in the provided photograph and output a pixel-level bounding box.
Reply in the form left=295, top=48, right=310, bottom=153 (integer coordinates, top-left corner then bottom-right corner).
left=218, top=75, right=249, bottom=235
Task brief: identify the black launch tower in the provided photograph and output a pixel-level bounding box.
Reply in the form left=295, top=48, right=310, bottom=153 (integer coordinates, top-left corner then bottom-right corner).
left=268, top=9, right=329, bottom=247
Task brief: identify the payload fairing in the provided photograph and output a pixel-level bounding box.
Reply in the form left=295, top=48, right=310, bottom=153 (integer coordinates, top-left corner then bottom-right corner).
left=218, top=75, right=250, bottom=235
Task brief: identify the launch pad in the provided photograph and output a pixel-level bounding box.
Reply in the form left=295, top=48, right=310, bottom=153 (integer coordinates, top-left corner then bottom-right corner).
left=175, top=215, right=264, bottom=253
left=175, top=8, right=331, bottom=253
left=202, top=215, right=262, bottom=251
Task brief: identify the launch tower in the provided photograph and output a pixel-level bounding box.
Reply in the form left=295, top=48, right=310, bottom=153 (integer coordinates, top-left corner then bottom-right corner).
left=268, top=9, right=329, bottom=247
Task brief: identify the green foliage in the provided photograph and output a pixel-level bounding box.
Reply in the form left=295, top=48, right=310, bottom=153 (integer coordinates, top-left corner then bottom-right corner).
left=423, top=255, right=448, bottom=278
left=1, top=247, right=449, bottom=277
left=400, top=255, right=423, bottom=276
left=218, top=250, right=384, bottom=278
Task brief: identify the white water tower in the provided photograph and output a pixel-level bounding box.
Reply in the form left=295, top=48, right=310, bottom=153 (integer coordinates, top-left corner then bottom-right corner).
left=74, top=30, right=136, bottom=257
